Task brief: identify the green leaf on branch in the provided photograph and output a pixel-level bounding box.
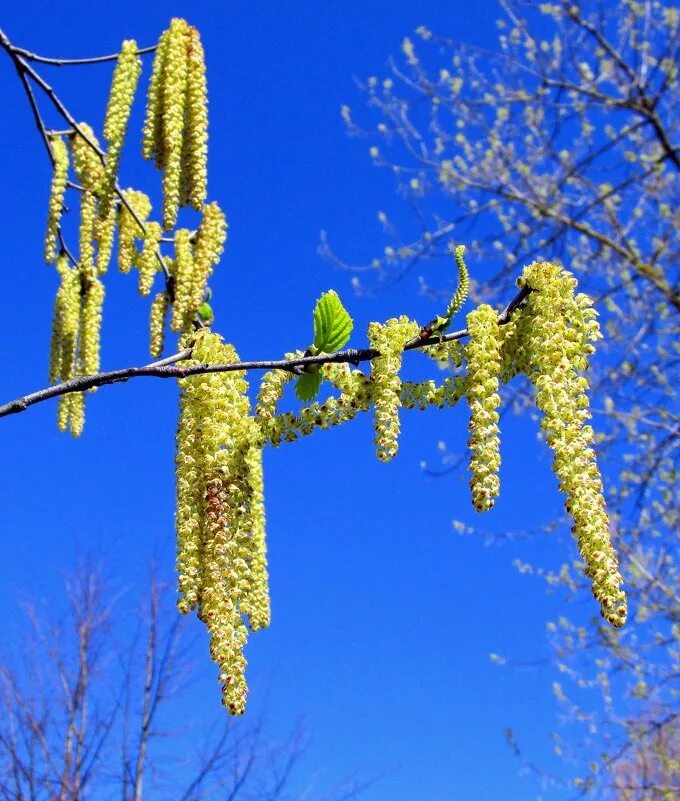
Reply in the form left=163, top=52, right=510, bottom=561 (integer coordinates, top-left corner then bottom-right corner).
left=313, top=290, right=353, bottom=353
left=295, top=371, right=323, bottom=402
left=197, top=301, right=214, bottom=323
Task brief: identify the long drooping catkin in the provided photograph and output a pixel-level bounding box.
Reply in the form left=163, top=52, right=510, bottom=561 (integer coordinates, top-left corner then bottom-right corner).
left=142, top=19, right=209, bottom=228
left=465, top=304, right=503, bottom=512
left=518, top=262, right=627, bottom=628
left=44, top=137, right=69, bottom=264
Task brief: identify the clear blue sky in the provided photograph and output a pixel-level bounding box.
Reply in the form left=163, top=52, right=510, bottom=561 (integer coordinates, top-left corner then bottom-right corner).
left=0, top=2, right=596, bottom=798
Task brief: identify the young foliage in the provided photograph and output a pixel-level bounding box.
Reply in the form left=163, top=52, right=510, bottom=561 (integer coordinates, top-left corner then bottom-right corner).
left=313, top=289, right=354, bottom=352
left=295, top=290, right=354, bottom=402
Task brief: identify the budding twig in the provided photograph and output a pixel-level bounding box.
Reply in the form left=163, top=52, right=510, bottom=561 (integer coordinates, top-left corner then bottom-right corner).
left=0, top=285, right=531, bottom=420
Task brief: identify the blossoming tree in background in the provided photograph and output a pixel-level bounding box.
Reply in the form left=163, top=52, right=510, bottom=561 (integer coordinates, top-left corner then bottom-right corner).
left=324, top=1, right=678, bottom=796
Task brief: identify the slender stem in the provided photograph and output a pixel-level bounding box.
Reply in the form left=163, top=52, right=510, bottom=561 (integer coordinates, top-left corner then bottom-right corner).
left=8, top=44, right=157, bottom=66
left=0, top=286, right=531, bottom=420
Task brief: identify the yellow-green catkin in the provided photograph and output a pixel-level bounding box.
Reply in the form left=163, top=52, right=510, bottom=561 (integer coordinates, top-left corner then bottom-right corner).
left=143, top=20, right=208, bottom=222
left=70, top=124, right=105, bottom=194
left=240, top=443, right=270, bottom=631
left=193, top=335, right=252, bottom=715
left=161, top=19, right=190, bottom=229
left=50, top=257, right=86, bottom=437
left=190, top=202, right=227, bottom=311
left=58, top=264, right=81, bottom=384
left=267, top=389, right=374, bottom=448
left=80, top=277, right=105, bottom=377
left=49, top=255, right=78, bottom=383
left=149, top=291, right=170, bottom=357
left=170, top=228, right=194, bottom=330
left=201, top=469, right=249, bottom=715
left=100, top=40, right=142, bottom=217
left=137, top=221, right=163, bottom=296
left=78, top=191, right=97, bottom=281
left=175, top=370, right=204, bottom=613
left=183, top=26, right=208, bottom=209
left=44, top=136, right=69, bottom=264
left=465, top=304, right=503, bottom=512
left=368, top=316, right=420, bottom=462
left=254, top=366, right=295, bottom=444
left=424, top=339, right=465, bottom=369
left=68, top=391, right=86, bottom=438
left=520, top=261, right=627, bottom=627
left=498, top=311, right=522, bottom=384
left=118, top=189, right=151, bottom=273
left=58, top=392, right=81, bottom=435
left=401, top=375, right=467, bottom=410
left=142, top=29, right=169, bottom=165
left=94, top=204, right=117, bottom=274
left=175, top=332, right=265, bottom=714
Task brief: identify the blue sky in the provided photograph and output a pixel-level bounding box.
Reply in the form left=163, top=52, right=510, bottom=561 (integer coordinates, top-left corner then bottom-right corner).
left=0, top=2, right=599, bottom=799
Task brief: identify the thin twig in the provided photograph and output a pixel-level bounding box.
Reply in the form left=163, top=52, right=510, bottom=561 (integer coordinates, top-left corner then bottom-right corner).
left=0, top=26, right=171, bottom=282
left=7, top=44, right=157, bottom=67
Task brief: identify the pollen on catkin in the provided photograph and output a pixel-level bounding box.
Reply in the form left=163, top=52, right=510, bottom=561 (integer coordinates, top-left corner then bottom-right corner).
left=78, top=191, right=97, bottom=281
left=149, top=291, right=170, bottom=357
left=519, top=261, right=626, bottom=627
left=100, top=40, right=142, bottom=217
left=143, top=19, right=209, bottom=227
left=183, top=26, right=208, bottom=209
left=240, top=443, right=270, bottom=632
left=68, top=391, right=86, bottom=438
left=70, top=124, right=105, bottom=194
left=160, top=19, right=189, bottom=230
left=94, top=203, right=117, bottom=274
left=142, top=29, right=169, bottom=164
left=423, top=339, right=465, bottom=369
left=170, top=228, right=194, bottom=330
left=49, top=255, right=78, bottom=384
left=175, top=370, right=204, bottom=614
left=465, top=304, right=503, bottom=512
left=368, top=316, right=420, bottom=462
left=118, top=189, right=151, bottom=273
left=80, top=277, right=105, bottom=378
left=57, top=260, right=80, bottom=384
left=44, top=136, right=69, bottom=264
left=400, top=375, right=467, bottom=411
left=137, top=221, right=163, bottom=296
left=175, top=331, right=267, bottom=714
left=190, top=202, right=227, bottom=312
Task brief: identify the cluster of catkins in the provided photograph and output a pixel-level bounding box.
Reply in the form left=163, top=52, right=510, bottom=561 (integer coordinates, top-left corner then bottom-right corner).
left=37, top=19, right=625, bottom=714
left=142, top=17, right=208, bottom=229
left=177, top=260, right=624, bottom=713
left=44, top=19, right=224, bottom=435
left=176, top=331, right=269, bottom=715
left=459, top=262, right=626, bottom=628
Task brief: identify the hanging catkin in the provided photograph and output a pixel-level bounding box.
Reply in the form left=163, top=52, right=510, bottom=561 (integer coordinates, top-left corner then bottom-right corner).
left=44, top=136, right=69, bottom=264
left=465, top=304, right=503, bottom=512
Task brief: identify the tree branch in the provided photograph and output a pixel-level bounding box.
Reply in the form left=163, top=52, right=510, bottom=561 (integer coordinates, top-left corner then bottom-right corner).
left=6, top=44, right=157, bottom=67
left=0, top=286, right=532, bottom=421
left=0, top=26, right=172, bottom=283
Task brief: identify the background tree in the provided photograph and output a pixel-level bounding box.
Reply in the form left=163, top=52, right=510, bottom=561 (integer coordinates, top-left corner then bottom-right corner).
left=327, top=0, right=678, bottom=796
left=0, top=566, right=365, bottom=801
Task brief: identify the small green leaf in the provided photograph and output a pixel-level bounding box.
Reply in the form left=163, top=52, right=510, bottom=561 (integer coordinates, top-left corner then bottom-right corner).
left=295, top=371, right=322, bottom=402
left=197, top=301, right=214, bottom=323
left=313, top=290, right=353, bottom=353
